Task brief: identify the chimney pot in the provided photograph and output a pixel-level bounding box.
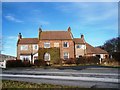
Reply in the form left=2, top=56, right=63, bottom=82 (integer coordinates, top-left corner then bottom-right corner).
left=18, top=33, right=22, bottom=39
left=81, top=34, right=84, bottom=39
left=68, top=27, right=71, bottom=32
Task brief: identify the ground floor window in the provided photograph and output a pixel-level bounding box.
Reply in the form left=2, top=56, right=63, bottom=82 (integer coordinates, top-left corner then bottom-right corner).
left=44, top=53, right=50, bottom=61
left=63, top=52, right=69, bottom=59
left=20, top=55, right=31, bottom=61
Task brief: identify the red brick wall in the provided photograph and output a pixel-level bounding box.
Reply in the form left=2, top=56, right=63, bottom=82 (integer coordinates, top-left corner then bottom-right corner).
left=39, top=40, right=74, bottom=59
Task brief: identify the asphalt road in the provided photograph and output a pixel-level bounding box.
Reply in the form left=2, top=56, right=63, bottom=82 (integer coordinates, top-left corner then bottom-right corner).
left=1, top=65, right=120, bottom=88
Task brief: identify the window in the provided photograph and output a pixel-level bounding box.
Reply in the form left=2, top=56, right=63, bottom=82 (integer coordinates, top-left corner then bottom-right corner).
left=44, top=53, right=50, bottom=61
left=54, top=43, right=59, bottom=47
left=21, top=45, right=28, bottom=50
left=44, top=42, right=50, bottom=48
left=33, top=45, right=38, bottom=50
left=76, top=45, right=82, bottom=48
left=63, top=52, right=69, bottom=59
left=63, top=42, right=69, bottom=47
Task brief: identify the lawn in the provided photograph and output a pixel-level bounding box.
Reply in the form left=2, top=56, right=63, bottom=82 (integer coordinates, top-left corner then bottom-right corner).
left=2, top=80, right=79, bottom=89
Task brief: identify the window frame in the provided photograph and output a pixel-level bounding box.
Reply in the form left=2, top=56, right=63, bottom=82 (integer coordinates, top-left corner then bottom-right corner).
left=54, top=42, right=59, bottom=47
left=20, top=45, right=28, bottom=50
left=63, top=42, right=69, bottom=48
left=63, top=52, right=69, bottom=60
left=76, top=44, right=82, bottom=48
left=33, top=45, right=38, bottom=50
left=44, top=42, right=50, bottom=48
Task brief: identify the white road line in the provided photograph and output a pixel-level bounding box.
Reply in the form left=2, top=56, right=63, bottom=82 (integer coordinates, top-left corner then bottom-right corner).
left=4, top=72, right=118, bottom=76
left=1, top=74, right=119, bottom=83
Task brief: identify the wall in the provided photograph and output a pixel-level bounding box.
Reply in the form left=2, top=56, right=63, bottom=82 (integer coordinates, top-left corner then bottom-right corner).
left=39, top=40, right=74, bottom=59
left=17, top=44, right=38, bottom=60
left=75, top=44, right=86, bottom=58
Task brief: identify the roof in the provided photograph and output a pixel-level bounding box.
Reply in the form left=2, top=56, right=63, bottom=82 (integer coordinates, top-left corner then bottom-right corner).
left=18, top=38, right=39, bottom=44
left=95, top=47, right=108, bottom=54
left=40, top=31, right=72, bottom=40
left=86, top=43, right=108, bottom=54
left=73, top=38, right=85, bottom=44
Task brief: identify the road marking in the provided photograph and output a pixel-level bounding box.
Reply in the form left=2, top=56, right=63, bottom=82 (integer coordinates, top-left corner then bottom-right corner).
left=3, top=72, right=119, bottom=76
left=1, top=74, right=119, bottom=83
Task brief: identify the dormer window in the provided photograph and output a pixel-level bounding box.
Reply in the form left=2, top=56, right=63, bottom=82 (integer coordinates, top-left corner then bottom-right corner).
left=63, top=42, right=69, bottom=48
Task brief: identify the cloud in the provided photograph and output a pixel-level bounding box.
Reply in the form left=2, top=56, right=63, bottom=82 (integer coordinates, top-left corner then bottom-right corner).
left=7, top=36, right=18, bottom=40
left=5, top=15, right=24, bottom=23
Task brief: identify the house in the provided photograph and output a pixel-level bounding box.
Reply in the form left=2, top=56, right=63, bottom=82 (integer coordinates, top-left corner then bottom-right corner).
left=38, top=27, right=74, bottom=61
left=0, top=54, right=16, bottom=61
left=17, top=33, right=39, bottom=63
left=17, top=27, right=109, bottom=64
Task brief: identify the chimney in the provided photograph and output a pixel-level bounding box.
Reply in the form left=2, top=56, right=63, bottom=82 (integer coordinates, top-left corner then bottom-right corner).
left=68, top=26, right=71, bottom=32
left=81, top=34, right=84, bottom=39
left=38, top=27, right=42, bottom=39
left=39, top=27, right=42, bottom=33
left=18, top=33, right=22, bottom=40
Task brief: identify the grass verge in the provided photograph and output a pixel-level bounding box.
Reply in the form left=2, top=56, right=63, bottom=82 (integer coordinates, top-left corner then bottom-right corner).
left=2, top=80, right=80, bottom=89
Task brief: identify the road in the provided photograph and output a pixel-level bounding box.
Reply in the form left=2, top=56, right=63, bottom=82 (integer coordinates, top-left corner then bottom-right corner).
left=1, top=66, right=120, bottom=88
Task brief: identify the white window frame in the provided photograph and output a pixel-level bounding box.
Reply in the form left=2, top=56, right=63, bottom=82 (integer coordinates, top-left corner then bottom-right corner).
left=63, top=42, right=69, bottom=48
left=63, top=52, right=69, bottom=59
left=76, top=44, right=82, bottom=48
left=44, top=42, right=50, bottom=48
left=33, top=45, right=38, bottom=50
left=20, top=45, right=28, bottom=50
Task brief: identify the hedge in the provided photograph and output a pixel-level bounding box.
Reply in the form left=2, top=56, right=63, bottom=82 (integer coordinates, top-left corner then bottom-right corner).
left=6, top=60, right=32, bottom=67
left=38, top=48, right=60, bottom=65
left=76, top=56, right=100, bottom=65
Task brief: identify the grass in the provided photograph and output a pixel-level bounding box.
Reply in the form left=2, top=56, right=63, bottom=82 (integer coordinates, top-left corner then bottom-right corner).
left=2, top=80, right=80, bottom=89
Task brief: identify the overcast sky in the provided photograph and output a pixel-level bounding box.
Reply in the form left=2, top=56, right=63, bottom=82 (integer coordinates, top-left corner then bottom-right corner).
left=2, top=2, right=118, bottom=56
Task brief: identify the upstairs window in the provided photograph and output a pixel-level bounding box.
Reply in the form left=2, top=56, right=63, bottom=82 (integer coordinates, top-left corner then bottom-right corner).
left=54, top=43, right=59, bottom=47
left=33, top=45, right=38, bottom=50
left=63, top=42, right=69, bottom=47
left=44, top=42, right=50, bottom=48
left=21, top=45, right=28, bottom=50
left=63, top=52, right=69, bottom=59
left=76, top=45, right=82, bottom=48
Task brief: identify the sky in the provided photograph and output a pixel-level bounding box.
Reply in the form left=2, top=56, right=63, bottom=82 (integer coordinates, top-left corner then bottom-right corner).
left=1, top=2, right=118, bottom=57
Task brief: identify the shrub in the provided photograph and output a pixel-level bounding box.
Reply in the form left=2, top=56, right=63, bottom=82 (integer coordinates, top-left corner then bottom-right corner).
left=112, top=52, right=120, bottom=61
left=6, top=60, right=23, bottom=67
left=64, top=58, right=76, bottom=64
left=23, top=60, right=32, bottom=67
left=76, top=56, right=100, bottom=65
left=6, top=60, right=33, bottom=67
left=101, top=58, right=119, bottom=66
left=34, top=59, right=46, bottom=66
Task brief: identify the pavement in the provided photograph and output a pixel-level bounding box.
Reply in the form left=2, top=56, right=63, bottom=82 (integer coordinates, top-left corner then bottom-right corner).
left=1, top=65, right=120, bottom=88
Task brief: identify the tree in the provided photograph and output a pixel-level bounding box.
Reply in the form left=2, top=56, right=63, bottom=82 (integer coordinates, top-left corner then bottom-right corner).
left=99, top=37, right=120, bottom=54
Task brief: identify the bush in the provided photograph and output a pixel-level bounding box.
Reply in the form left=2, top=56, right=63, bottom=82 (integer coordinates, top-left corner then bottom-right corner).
left=112, top=52, right=120, bottom=61
left=101, top=59, right=119, bottom=66
left=6, top=60, right=23, bottom=67
left=23, top=60, right=32, bottom=67
left=76, top=56, right=100, bottom=65
left=6, top=60, right=32, bottom=67
left=34, top=59, right=46, bottom=66
left=64, top=58, right=76, bottom=64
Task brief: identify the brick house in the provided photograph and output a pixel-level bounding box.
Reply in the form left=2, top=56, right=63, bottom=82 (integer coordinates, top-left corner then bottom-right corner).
left=17, top=33, right=39, bottom=63
left=17, top=27, right=108, bottom=64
